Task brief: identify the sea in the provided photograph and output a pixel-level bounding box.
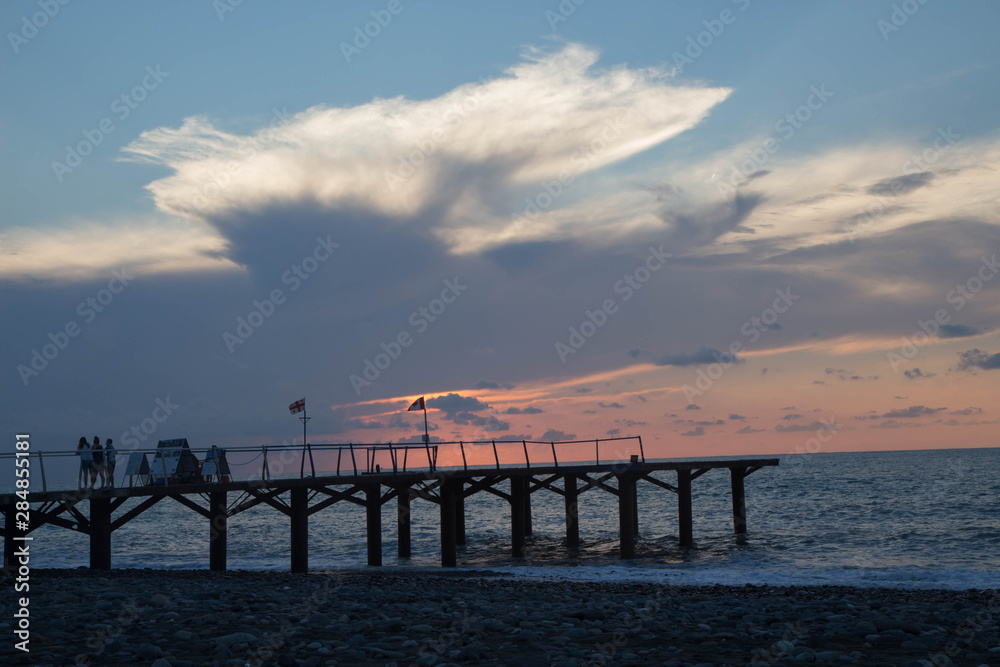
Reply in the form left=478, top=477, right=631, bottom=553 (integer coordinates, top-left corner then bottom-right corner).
left=18, top=448, right=1000, bottom=590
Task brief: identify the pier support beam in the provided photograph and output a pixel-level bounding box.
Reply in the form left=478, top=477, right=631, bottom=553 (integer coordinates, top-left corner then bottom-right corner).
left=677, top=469, right=693, bottom=547
left=564, top=474, right=579, bottom=547
left=524, top=482, right=533, bottom=536
left=632, top=479, right=639, bottom=536
left=618, top=474, right=637, bottom=559
left=396, top=485, right=411, bottom=559
left=365, top=483, right=382, bottom=567
left=290, top=487, right=308, bottom=573
left=209, top=491, right=227, bottom=572
left=730, top=467, right=747, bottom=534
left=90, top=497, right=111, bottom=570
left=455, top=481, right=466, bottom=546
left=440, top=479, right=458, bottom=567
left=510, top=476, right=528, bottom=557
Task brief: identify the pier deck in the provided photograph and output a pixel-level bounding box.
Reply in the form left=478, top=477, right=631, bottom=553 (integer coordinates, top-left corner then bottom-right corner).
left=1, top=438, right=777, bottom=572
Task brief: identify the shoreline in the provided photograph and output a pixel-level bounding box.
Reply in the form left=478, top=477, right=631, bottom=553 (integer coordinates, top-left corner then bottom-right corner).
left=3, top=569, right=998, bottom=666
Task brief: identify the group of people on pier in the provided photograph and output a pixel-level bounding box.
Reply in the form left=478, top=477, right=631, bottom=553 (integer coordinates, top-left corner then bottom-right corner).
left=77, top=436, right=116, bottom=489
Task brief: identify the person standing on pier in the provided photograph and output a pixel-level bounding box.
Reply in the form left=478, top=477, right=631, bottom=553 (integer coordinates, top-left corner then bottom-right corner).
left=104, top=438, right=116, bottom=488
left=77, top=436, right=93, bottom=489
left=91, top=435, right=105, bottom=489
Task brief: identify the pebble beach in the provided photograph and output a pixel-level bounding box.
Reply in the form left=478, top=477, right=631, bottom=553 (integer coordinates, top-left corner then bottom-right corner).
left=3, top=569, right=999, bottom=667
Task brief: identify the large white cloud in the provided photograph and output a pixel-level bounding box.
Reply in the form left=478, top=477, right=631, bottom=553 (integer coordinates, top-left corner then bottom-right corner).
left=121, top=43, right=731, bottom=253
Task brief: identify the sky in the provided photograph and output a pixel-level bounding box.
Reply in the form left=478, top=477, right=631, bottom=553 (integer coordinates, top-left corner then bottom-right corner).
left=2, top=0, right=999, bottom=461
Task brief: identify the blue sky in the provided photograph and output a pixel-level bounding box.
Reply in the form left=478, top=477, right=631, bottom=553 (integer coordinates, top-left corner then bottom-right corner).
left=3, top=1, right=1000, bottom=456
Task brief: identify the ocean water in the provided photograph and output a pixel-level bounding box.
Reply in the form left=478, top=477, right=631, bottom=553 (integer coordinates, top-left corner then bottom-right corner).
left=19, top=448, right=1000, bottom=590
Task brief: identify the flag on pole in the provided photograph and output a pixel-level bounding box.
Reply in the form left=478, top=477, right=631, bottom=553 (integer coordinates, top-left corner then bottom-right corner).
left=407, top=396, right=425, bottom=411
left=289, top=398, right=305, bottom=414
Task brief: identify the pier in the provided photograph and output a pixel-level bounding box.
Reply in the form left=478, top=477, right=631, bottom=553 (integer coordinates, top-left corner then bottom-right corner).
left=1, top=437, right=777, bottom=572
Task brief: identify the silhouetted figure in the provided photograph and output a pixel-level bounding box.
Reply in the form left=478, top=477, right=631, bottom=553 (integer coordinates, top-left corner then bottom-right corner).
left=91, top=435, right=105, bottom=489
left=105, top=438, right=116, bottom=488
left=77, top=437, right=92, bottom=489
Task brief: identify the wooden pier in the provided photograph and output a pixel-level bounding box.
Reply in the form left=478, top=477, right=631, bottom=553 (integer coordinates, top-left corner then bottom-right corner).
left=1, top=439, right=777, bottom=572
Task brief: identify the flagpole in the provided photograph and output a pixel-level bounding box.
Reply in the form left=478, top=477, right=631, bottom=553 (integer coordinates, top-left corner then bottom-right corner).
left=298, top=403, right=310, bottom=477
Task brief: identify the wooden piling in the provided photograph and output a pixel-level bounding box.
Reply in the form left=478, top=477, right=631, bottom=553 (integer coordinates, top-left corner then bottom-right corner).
left=564, top=474, right=579, bottom=547
left=677, top=469, right=693, bottom=547
left=90, top=497, right=111, bottom=570
left=209, top=490, right=227, bottom=571
left=455, top=481, right=466, bottom=546
left=396, top=485, right=411, bottom=558
left=510, top=476, right=527, bottom=557
left=524, top=481, right=533, bottom=536
left=730, top=467, right=747, bottom=534
left=440, top=479, right=458, bottom=567
left=365, top=483, right=382, bottom=566
left=618, top=474, right=636, bottom=559
left=290, top=487, right=308, bottom=573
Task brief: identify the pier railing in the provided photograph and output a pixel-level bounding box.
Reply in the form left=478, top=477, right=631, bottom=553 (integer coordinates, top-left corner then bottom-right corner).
left=0, top=436, right=643, bottom=493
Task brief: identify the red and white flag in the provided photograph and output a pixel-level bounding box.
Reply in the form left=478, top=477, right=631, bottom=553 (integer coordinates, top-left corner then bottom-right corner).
left=407, top=396, right=425, bottom=411
left=288, top=398, right=305, bottom=414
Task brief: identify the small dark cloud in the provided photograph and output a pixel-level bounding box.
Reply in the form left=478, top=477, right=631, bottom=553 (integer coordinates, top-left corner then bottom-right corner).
left=655, top=346, right=742, bottom=367
left=781, top=406, right=796, bottom=410
left=693, top=419, right=724, bottom=426
left=427, top=393, right=490, bottom=417
left=761, top=368, right=768, bottom=375
left=736, top=425, right=766, bottom=434
left=951, top=407, right=983, bottom=416
left=627, top=349, right=642, bottom=358
left=505, top=406, right=543, bottom=414
left=938, top=324, right=984, bottom=339
left=904, top=368, right=935, bottom=380
left=680, top=426, right=705, bottom=437
left=474, top=380, right=500, bottom=389
left=450, top=412, right=510, bottom=431
left=728, top=413, right=746, bottom=420
left=606, top=428, right=621, bottom=436
left=598, top=401, right=625, bottom=409
left=782, top=414, right=802, bottom=420
left=635, top=395, right=647, bottom=403
left=615, top=418, right=647, bottom=427
left=540, top=429, right=576, bottom=441
left=774, top=420, right=838, bottom=433
left=582, top=409, right=597, bottom=414
left=956, top=349, right=1000, bottom=371
left=881, top=405, right=947, bottom=419
left=686, top=404, right=702, bottom=411
left=813, top=380, right=826, bottom=385
left=867, top=171, right=934, bottom=196
left=575, top=387, right=593, bottom=393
